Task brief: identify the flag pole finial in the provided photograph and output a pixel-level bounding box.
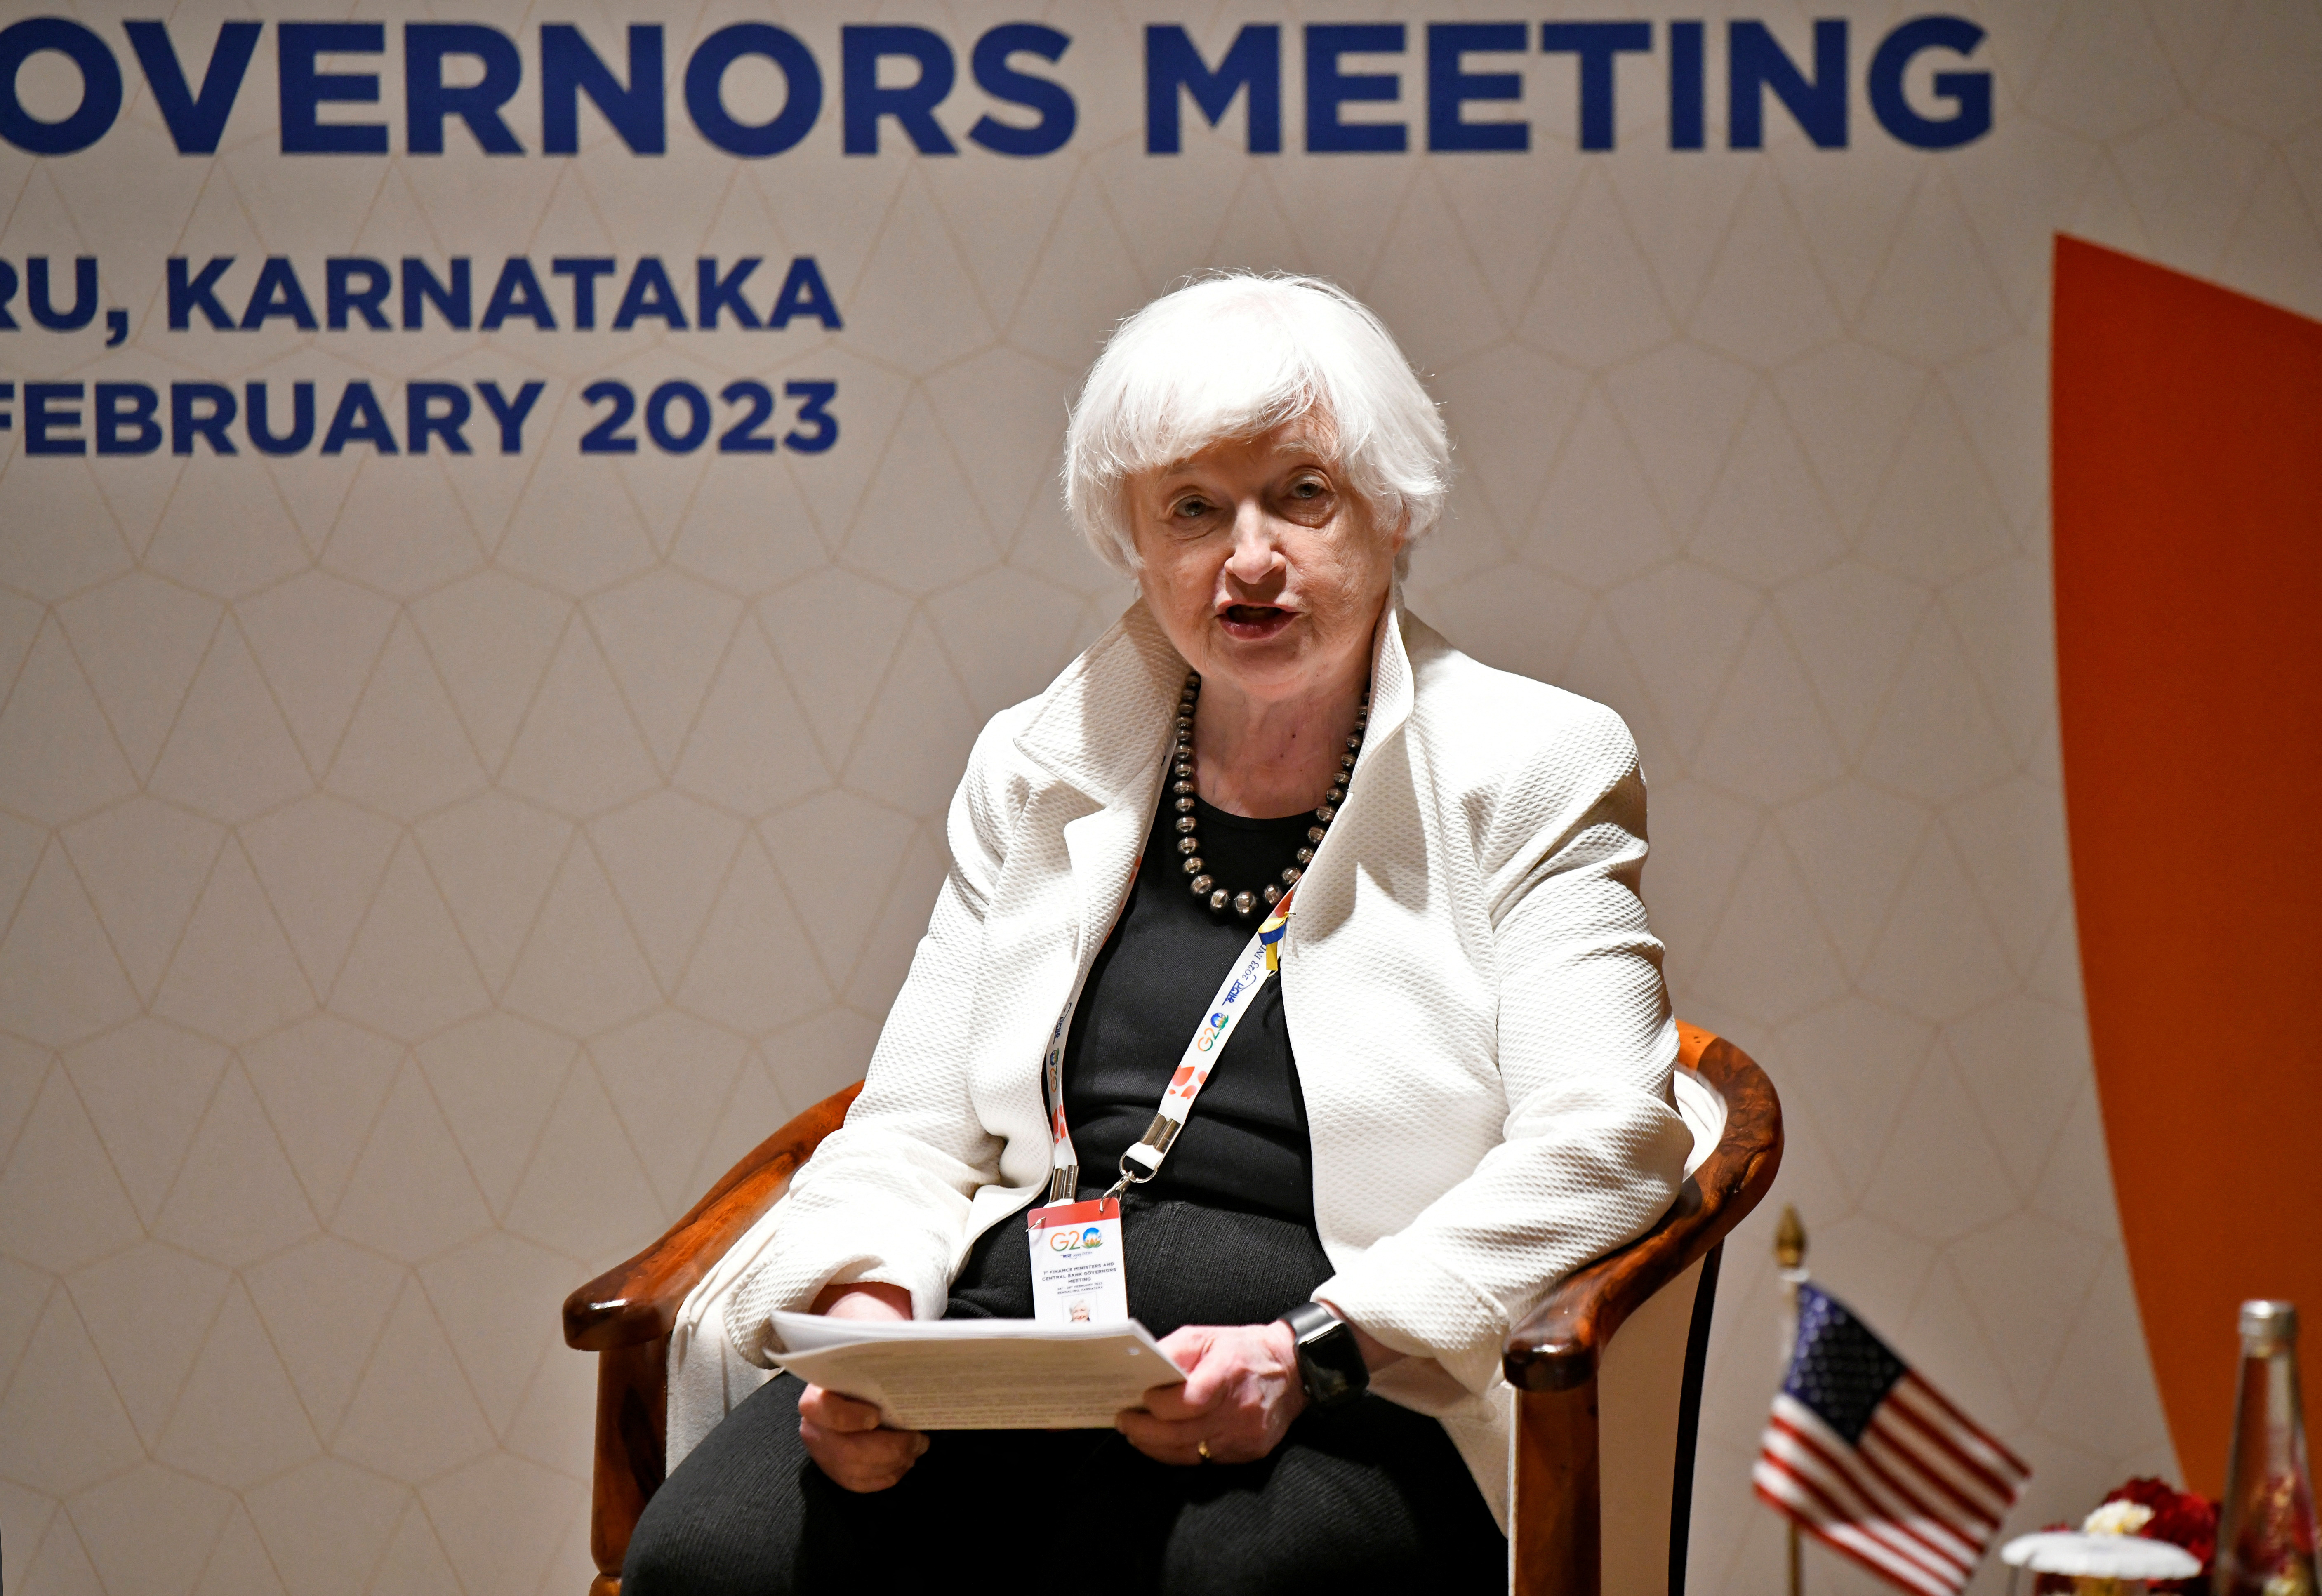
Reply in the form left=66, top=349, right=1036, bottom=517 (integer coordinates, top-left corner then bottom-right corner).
left=1774, top=1203, right=1806, bottom=1271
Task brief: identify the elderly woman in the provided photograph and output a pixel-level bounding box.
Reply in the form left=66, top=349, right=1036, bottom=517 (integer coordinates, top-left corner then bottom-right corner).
left=625, top=274, right=1691, bottom=1593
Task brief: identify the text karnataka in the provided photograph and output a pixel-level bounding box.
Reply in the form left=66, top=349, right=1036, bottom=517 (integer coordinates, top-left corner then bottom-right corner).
left=0, top=16, right=1994, bottom=160
left=0, top=253, right=841, bottom=348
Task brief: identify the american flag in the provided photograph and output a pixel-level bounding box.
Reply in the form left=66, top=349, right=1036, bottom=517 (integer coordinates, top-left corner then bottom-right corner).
left=1754, top=1283, right=2032, bottom=1596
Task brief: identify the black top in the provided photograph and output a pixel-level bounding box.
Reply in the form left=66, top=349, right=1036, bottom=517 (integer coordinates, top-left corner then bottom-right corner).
left=1057, top=778, right=1320, bottom=1226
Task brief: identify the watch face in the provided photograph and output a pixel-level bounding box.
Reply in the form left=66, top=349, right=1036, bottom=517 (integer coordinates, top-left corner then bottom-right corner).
left=1298, top=1322, right=1368, bottom=1406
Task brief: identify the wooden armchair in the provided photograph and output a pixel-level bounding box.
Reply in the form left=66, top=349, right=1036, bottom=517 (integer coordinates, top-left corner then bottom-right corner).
left=562, top=1022, right=1780, bottom=1596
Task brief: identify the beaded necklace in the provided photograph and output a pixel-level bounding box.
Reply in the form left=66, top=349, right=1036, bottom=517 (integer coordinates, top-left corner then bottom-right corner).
left=1168, top=669, right=1370, bottom=919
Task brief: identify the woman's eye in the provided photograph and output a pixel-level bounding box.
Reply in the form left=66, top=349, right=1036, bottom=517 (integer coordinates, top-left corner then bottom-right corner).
left=1175, top=498, right=1209, bottom=518
left=1291, top=479, right=1324, bottom=499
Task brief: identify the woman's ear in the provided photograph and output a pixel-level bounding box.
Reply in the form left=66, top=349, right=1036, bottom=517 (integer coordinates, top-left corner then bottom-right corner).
left=1385, top=509, right=1415, bottom=584
left=1118, top=476, right=1153, bottom=570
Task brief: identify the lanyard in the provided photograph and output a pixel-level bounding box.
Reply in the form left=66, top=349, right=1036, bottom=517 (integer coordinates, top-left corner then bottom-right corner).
left=1042, top=887, right=1297, bottom=1204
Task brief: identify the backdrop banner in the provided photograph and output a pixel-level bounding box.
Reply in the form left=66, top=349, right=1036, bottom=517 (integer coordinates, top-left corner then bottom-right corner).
left=2, top=4, right=2316, bottom=1591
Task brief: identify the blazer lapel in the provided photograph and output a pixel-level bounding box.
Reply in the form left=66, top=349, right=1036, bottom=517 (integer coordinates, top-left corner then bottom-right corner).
left=1012, top=601, right=1184, bottom=796
left=1279, top=594, right=1417, bottom=947
left=1015, top=598, right=1182, bottom=968
left=963, top=607, right=1174, bottom=1168
left=1061, top=804, right=1149, bottom=967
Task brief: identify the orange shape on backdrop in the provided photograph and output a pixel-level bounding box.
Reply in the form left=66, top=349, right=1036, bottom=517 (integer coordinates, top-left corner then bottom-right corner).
left=2052, top=235, right=2322, bottom=1496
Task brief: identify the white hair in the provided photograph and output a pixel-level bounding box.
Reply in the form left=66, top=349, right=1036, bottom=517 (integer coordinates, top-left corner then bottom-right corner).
left=1063, top=273, right=1451, bottom=578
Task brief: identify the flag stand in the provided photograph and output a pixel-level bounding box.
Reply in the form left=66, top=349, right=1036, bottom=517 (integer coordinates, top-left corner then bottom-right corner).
left=1776, top=1205, right=1809, bottom=1596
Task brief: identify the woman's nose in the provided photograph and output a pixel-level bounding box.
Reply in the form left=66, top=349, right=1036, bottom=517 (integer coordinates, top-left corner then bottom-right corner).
left=1224, top=503, right=1279, bottom=581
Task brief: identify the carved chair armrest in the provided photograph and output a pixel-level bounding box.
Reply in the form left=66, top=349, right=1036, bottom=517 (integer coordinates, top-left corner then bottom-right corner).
left=562, top=1082, right=864, bottom=1353
left=1501, top=1027, right=1782, bottom=1392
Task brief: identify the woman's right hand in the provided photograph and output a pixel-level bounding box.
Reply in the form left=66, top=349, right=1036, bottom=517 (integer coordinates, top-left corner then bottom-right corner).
left=799, top=1283, right=927, bottom=1492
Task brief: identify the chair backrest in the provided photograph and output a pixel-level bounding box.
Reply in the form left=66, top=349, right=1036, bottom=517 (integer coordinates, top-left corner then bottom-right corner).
left=1597, top=1065, right=1732, bottom=1596
left=1505, top=1027, right=1782, bottom=1596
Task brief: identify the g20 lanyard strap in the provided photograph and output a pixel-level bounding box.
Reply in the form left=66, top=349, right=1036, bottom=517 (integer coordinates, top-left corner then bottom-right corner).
left=1043, top=890, right=1296, bottom=1205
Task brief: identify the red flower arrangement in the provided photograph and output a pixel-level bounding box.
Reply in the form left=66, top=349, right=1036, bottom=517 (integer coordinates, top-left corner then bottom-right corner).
left=2111, top=1477, right=2221, bottom=1587
left=2031, top=1478, right=2220, bottom=1593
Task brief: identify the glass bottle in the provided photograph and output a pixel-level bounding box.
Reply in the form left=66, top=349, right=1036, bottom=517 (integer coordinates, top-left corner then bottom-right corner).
left=2215, top=1300, right=2317, bottom=1596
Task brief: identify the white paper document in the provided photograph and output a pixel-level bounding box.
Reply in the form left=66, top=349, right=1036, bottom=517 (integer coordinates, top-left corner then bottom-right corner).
left=763, top=1311, right=1187, bottom=1431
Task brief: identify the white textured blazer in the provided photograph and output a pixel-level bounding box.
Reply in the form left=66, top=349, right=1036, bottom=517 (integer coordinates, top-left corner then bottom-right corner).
left=670, top=596, right=1693, bottom=1527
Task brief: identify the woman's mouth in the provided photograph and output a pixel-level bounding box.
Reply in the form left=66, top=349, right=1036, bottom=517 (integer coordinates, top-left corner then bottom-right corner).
left=1218, top=604, right=1295, bottom=640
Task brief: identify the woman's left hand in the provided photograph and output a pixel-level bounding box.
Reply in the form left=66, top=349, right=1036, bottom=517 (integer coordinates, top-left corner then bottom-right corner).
left=1116, top=1322, right=1305, bottom=1465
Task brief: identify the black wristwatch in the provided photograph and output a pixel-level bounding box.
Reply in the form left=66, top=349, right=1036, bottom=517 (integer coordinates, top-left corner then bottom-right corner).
left=1279, top=1301, right=1369, bottom=1409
